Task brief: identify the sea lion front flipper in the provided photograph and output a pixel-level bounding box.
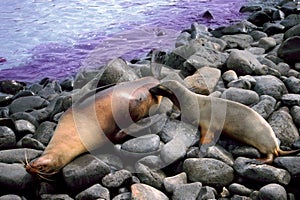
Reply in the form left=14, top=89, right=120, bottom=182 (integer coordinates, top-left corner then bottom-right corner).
left=256, top=153, right=274, bottom=164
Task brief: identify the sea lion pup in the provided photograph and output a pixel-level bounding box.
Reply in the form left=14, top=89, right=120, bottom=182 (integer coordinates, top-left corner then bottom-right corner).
left=150, top=80, right=300, bottom=164
left=25, top=77, right=162, bottom=179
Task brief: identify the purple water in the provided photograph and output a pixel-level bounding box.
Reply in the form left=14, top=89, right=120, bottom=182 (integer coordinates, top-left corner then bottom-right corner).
left=0, top=0, right=247, bottom=83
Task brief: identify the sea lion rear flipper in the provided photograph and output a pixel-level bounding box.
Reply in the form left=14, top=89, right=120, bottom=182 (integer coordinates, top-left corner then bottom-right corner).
left=278, top=148, right=300, bottom=156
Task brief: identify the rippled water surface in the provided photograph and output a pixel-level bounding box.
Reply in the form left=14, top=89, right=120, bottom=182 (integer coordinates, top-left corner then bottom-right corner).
left=0, top=0, right=247, bottom=82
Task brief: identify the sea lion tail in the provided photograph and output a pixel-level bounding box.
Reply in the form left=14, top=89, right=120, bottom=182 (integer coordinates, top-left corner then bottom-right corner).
left=277, top=148, right=300, bottom=156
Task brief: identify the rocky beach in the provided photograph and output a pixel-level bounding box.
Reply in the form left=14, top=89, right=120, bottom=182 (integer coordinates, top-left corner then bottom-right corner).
left=1, top=0, right=300, bottom=199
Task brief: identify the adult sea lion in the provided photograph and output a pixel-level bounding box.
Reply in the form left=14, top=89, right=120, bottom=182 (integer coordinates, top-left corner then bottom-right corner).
left=25, top=77, right=162, bottom=179
left=150, top=80, right=300, bottom=164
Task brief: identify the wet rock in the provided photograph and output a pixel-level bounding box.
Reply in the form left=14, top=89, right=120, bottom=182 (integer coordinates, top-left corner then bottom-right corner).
left=19, top=136, right=46, bottom=150
left=226, top=50, right=268, bottom=76
left=29, top=108, right=50, bottom=122
left=29, top=83, right=43, bottom=94
left=197, top=186, right=217, bottom=200
left=274, top=157, right=300, bottom=178
left=121, top=134, right=160, bottom=153
left=32, top=121, right=56, bottom=145
left=112, top=192, right=131, bottom=200
left=228, top=183, right=253, bottom=196
left=284, top=23, right=300, bottom=40
left=250, top=30, right=268, bottom=41
left=221, top=21, right=256, bottom=35
left=0, top=94, right=13, bottom=107
left=40, top=194, right=74, bottom=200
left=273, top=9, right=285, bottom=21
left=221, top=87, right=259, bottom=105
left=253, top=75, right=288, bottom=100
left=163, top=172, right=187, bottom=193
left=257, top=37, right=276, bottom=51
left=283, top=76, right=300, bottom=94
left=258, top=183, right=287, bottom=200
left=175, top=31, right=191, bottom=47
left=278, top=36, right=300, bottom=63
left=280, top=14, right=300, bottom=29
left=183, top=158, right=234, bottom=187
left=15, top=120, right=36, bottom=137
left=0, top=195, right=22, bottom=200
left=221, top=34, right=253, bottom=49
left=102, top=170, right=132, bottom=188
left=251, top=95, right=277, bottom=119
left=9, top=96, right=49, bottom=114
left=0, top=163, right=34, bottom=192
left=173, top=182, right=202, bottom=200
left=0, top=126, right=15, bottom=149
left=10, top=112, right=39, bottom=128
left=62, top=154, right=110, bottom=192
left=206, top=145, right=235, bottom=166
left=248, top=11, right=271, bottom=27
left=38, top=81, right=61, bottom=100
left=231, top=146, right=261, bottom=159
left=291, top=106, right=300, bottom=127
left=0, top=108, right=9, bottom=118
left=73, top=69, right=101, bottom=88
left=184, top=66, right=221, bottom=95
left=239, top=5, right=262, bottom=13
left=222, top=70, right=238, bottom=83
left=0, top=80, right=25, bottom=95
left=263, top=23, right=285, bottom=36
left=268, top=107, right=299, bottom=147
left=281, top=94, right=300, bottom=106
left=75, top=184, right=110, bottom=200
left=60, top=77, right=74, bottom=91
left=131, top=183, right=169, bottom=200
left=135, top=162, right=166, bottom=190
left=233, top=157, right=291, bottom=185
left=281, top=1, right=298, bottom=15
left=227, top=79, right=252, bottom=89
left=0, top=148, right=42, bottom=164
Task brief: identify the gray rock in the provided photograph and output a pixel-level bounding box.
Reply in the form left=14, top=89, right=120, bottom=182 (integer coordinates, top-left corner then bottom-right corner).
left=9, top=96, right=49, bottom=114
left=280, top=14, right=300, bottom=29
left=257, top=37, right=276, bottom=51
left=0, top=163, right=34, bottom=192
left=288, top=69, right=300, bottom=77
left=233, top=157, right=291, bottom=185
left=191, top=22, right=210, bottom=39
left=112, top=192, right=131, bottom=200
left=163, top=172, right=187, bottom=193
left=135, top=162, right=166, bottom=190
left=183, top=158, right=234, bottom=187
left=221, top=87, right=259, bottom=105
left=38, top=81, right=61, bottom=100
left=0, top=94, right=13, bottom=107
left=0, top=195, right=22, bottom=200
left=29, top=108, right=50, bottom=122
left=175, top=31, right=191, bottom=47
left=281, top=94, right=300, bottom=106
left=138, top=155, right=165, bottom=170
left=229, top=183, right=253, bottom=196
left=283, top=76, right=300, bottom=94
left=231, top=146, right=261, bottom=159
left=0, top=126, right=15, bottom=149
left=75, top=184, right=110, bottom=200
left=33, top=121, right=56, bottom=145
left=250, top=30, right=268, bottom=41
left=278, top=36, right=300, bottom=63
left=10, top=112, right=39, bottom=128
left=273, top=62, right=291, bottom=76
left=226, top=50, right=268, bottom=76
left=102, top=170, right=132, bottom=188
left=263, top=23, right=285, bottom=36
left=206, top=145, right=234, bottom=166
left=184, top=67, right=221, bottom=95
left=62, top=154, right=110, bottom=192
left=253, top=75, right=288, bottom=100
left=291, top=106, right=300, bottom=127
left=121, top=134, right=160, bottom=153
left=40, top=194, right=74, bottom=200
left=197, top=186, right=217, bottom=200
left=15, top=120, right=36, bottom=136
left=173, top=182, right=202, bottom=200
left=95, top=153, right=124, bottom=170
left=268, top=107, right=299, bottom=147
left=222, top=70, right=238, bottom=83
left=284, top=23, right=300, bottom=40
left=274, top=157, right=300, bottom=178
left=273, top=9, right=285, bottom=21
left=239, top=75, right=256, bottom=88
left=222, top=20, right=257, bottom=35
left=160, top=137, right=187, bottom=165
left=230, top=195, right=252, bottom=200
left=131, top=183, right=168, bottom=200
left=258, top=183, right=287, bottom=200
left=247, top=11, right=271, bottom=27
left=19, top=136, right=46, bottom=150
left=227, top=79, right=251, bottom=90
left=221, top=34, right=253, bottom=49
left=0, top=148, right=42, bottom=164
left=251, top=95, right=277, bottom=119
left=246, top=47, right=265, bottom=55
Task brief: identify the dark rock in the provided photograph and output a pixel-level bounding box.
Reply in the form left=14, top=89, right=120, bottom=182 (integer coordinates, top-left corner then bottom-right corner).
left=265, top=55, right=285, bottom=65
left=250, top=30, right=268, bottom=41
left=197, top=186, right=217, bottom=200
left=281, top=1, right=298, bottom=15
left=9, top=96, right=49, bottom=114
left=273, top=9, right=285, bottom=21
left=163, top=172, right=187, bottom=193
left=280, top=14, right=300, bottom=29
left=0, top=80, right=25, bottom=95
left=226, top=50, right=268, bottom=76
left=222, top=21, right=256, bottom=35
left=268, top=107, right=299, bottom=146
left=121, top=134, right=160, bottom=153
left=221, top=87, right=259, bottom=105
left=29, top=83, right=43, bottom=94
left=0, top=195, right=22, bottom=200
left=102, top=170, right=132, bottom=188
left=291, top=106, right=300, bottom=127
left=0, top=126, right=16, bottom=149
left=19, top=136, right=46, bottom=150
left=258, top=183, right=287, bottom=200
left=29, top=108, right=50, bottom=122
left=40, top=194, right=74, bottom=200
left=0, top=148, right=42, bottom=164
left=263, top=23, right=285, bottom=36
left=12, top=90, right=35, bottom=100
left=15, top=120, right=36, bottom=136
left=281, top=94, right=300, bottom=106
left=248, top=11, right=271, bottom=27
left=239, top=5, right=262, bottom=13
left=253, top=75, right=288, bottom=100
left=10, top=112, right=39, bottom=128
left=112, top=192, right=131, bottom=200
left=222, top=70, right=238, bottom=83
left=278, top=36, right=300, bottom=63
left=0, top=94, right=13, bottom=107
left=227, top=79, right=252, bottom=90
left=74, top=69, right=101, bottom=88
left=206, top=145, right=234, bottom=166
left=183, top=158, right=234, bottom=187
left=131, top=183, right=169, bottom=200
left=94, top=153, right=124, bottom=170
left=63, top=154, right=110, bottom=192
left=173, top=182, right=202, bottom=200
left=33, top=121, right=56, bottom=145
left=228, top=183, right=253, bottom=196
left=283, top=76, right=300, bottom=93
left=75, top=184, right=110, bottom=200
left=45, top=96, right=66, bottom=119
left=284, top=24, right=300, bottom=40
left=60, top=77, right=74, bottom=91
left=251, top=95, right=277, bottom=119
left=274, top=156, right=300, bottom=178
left=221, top=34, right=253, bottom=49
left=0, top=118, right=16, bottom=131
left=233, top=157, right=291, bottom=185
left=231, top=146, right=261, bottom=159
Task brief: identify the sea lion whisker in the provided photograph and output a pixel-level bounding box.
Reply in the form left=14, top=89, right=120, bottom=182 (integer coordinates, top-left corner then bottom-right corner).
left=37, top=174, right=55, bottom=182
